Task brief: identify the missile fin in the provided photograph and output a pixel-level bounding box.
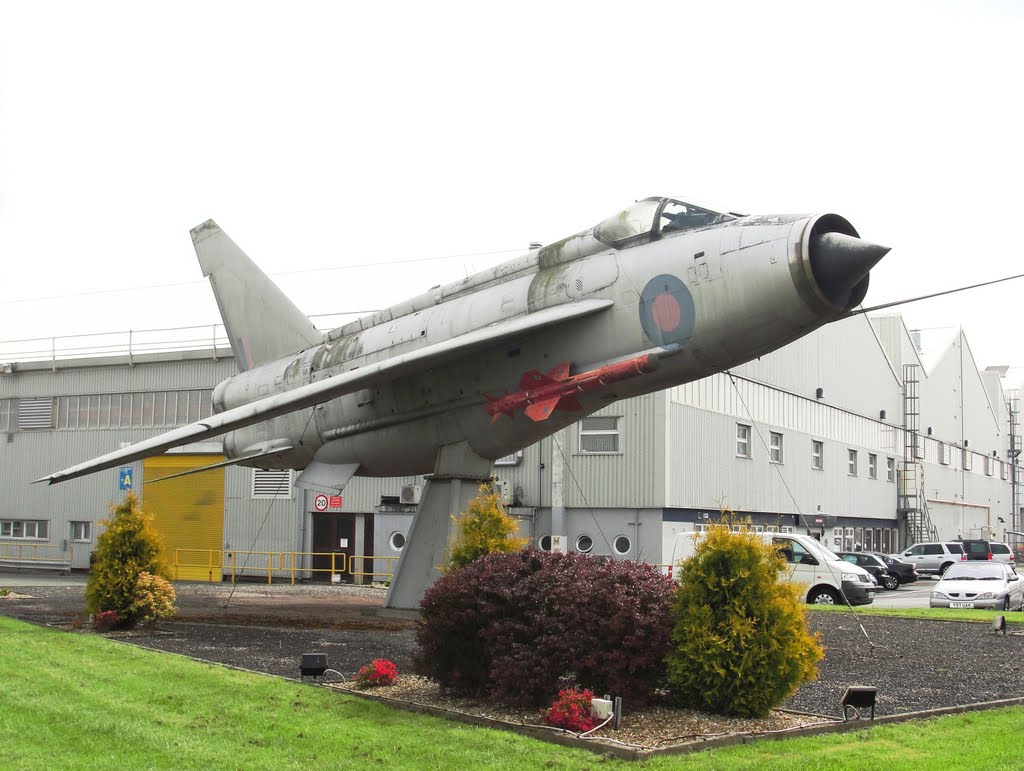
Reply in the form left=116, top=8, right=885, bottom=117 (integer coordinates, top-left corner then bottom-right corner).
left=525, top=397, right=561, bottom=422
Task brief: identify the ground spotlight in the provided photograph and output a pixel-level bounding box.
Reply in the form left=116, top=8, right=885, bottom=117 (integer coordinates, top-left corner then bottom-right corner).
left=840, top=686, right=877, bottom=721
left=300, top=653, right=328, bottom=678
left=993, top=615, right=1007, bottom=635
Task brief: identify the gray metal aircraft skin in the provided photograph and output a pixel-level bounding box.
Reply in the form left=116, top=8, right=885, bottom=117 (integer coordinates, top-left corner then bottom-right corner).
left=38, top=197, right=889, bottom=488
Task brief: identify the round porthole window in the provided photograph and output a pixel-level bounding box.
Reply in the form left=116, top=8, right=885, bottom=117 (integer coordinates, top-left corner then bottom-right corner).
left=613, top=535, right=631, bottom=555
left=389, top=532, right=406, bottom=551
left=539, top=535, right=552, bottom=551
left=575, top=535, right=594, bottom=554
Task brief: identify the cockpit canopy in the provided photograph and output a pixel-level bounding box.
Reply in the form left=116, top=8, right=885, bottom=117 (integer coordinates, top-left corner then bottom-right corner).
left=595, top=197, right=736, bottom=248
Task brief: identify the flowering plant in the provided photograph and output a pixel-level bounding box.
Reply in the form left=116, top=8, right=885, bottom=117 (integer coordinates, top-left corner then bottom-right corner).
left=128, top=572, right=176, bottom=625
left=543, top=688, right=600, bottom=732
left=93, top=610, right=119, bottom=631
left=355, top=658, right=398, bottom=688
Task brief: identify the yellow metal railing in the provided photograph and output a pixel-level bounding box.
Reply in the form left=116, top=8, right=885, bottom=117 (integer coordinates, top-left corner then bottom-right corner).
left=348, top=554, right=399, bottom=582
left=0, top=542, right=73, bottom=564
left=172, top=549, right=401, bottom=584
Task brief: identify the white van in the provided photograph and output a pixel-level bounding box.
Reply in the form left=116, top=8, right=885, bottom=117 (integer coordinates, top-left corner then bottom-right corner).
left=670, top=530, right=876, bottom=606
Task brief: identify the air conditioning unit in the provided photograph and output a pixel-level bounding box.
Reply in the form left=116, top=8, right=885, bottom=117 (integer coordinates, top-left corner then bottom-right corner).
left=400, top=484, right=422, bottom=505
left=492, top=479, right=512, bottom=505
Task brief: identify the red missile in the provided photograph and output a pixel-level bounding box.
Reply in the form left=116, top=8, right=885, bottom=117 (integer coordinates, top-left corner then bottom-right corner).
left=485, top=354, right=657, bottom=423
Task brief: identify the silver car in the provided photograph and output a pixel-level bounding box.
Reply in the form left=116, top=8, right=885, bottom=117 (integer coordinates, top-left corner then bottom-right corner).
left=929, top=562, right=1024, bottom=611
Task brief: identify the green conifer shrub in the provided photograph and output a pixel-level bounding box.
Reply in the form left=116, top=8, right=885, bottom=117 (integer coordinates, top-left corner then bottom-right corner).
left=665, top=526, right=824, bottom=717
left=445, top=484, right=526, bottom=572
left=85, top=493, right=172, bottom=628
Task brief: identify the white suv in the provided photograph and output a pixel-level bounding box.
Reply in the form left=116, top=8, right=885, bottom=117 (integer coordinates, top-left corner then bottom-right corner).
left=990, top=542, right=1016, bottom=569
left=893, top=542, right=966, bottom=576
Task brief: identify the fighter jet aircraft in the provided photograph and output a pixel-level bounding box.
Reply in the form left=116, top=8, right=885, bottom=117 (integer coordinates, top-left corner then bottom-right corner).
left=37, top=196, right=889, bottom=490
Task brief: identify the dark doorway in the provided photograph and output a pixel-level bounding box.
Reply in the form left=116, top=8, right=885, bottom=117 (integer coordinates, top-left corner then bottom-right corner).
left=312, top=513, right=356, bottom=583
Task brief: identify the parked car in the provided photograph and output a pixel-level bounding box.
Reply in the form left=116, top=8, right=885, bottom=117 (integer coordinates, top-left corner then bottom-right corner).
left=892, top=542, right=966, bottom=576
left=836, top=552, right=893, bottom=589
left=869, top=552, right=919, bottom=587
left=990, top=542, right=1016, bottom=568
left=960, top=540, right=1017, bottom=568
left=961, top=539, right=995, bottom=561
left=929, top=562, right=1024, bottom=610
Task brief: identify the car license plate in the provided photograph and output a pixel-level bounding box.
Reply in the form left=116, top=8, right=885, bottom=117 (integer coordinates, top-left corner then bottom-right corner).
left=950, top=601, right=974, bottom=608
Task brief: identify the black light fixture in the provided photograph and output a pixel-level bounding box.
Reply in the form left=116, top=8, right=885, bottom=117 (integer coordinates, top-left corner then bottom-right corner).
left=300, top=653, right=328, bottom=678
left=816, top=387, right=824, bottom=400
left=879, top=410, right=887, bottom=420
left=840, top=686, right=877, bottom=721
left=927, top=427, right=933, bottom=435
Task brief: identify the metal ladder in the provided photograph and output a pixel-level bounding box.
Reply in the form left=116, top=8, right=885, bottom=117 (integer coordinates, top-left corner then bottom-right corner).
left=899, top=364, right=937, bottom=544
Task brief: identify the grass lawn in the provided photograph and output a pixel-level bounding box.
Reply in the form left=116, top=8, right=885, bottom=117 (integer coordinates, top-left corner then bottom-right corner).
left=1, top=615, right=1022, bottom=770
left=807, top=604, right=1024, bottom=623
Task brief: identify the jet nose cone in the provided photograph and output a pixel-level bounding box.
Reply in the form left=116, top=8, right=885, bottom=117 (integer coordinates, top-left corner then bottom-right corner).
left=809, top=232, right=890, bottom=308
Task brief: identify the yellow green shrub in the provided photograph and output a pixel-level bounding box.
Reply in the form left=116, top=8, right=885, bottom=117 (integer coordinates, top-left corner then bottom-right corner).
left=445, top=484, right=526, bottom=572
left=85, top=493, right=172, bottom=628
left=665, top=525, right=823, bottom=717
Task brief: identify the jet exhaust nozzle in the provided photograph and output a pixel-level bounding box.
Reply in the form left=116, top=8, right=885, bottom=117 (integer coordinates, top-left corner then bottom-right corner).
left=809, top=231, right=890, bottom=309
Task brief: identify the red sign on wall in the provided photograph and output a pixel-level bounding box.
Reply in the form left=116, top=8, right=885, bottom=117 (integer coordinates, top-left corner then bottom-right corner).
left=328, top=495, right=343, bottom=508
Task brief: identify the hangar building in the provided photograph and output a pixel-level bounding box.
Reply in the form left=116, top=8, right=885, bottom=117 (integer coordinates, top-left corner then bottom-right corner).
left=0, top=312, right=1019, bottom=581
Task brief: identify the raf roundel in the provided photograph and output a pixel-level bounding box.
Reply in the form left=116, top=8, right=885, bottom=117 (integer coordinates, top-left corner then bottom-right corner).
left=639, top=274, right=696, bottom=348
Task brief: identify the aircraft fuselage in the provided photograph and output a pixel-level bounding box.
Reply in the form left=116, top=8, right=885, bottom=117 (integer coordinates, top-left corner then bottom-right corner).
left=216, top=201, right=882, bottom=479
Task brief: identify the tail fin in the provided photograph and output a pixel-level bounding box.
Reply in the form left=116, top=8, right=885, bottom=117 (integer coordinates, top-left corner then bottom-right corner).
left=191, top=220, right=323, bottom=371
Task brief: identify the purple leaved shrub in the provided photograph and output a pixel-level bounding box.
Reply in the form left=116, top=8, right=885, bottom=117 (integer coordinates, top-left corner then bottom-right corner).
left=413, top=548, right=674, bottom=707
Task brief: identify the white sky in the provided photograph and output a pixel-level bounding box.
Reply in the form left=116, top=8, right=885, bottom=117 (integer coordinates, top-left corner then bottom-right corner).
left=1, top=1, right=1022, bottom=381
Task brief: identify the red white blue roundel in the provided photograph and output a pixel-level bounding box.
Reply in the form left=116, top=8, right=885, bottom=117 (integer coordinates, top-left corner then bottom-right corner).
left=639, top=274, right=695, bottom=348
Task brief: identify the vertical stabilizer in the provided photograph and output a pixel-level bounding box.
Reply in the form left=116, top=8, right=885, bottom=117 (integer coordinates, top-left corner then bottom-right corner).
left=191, top=220, right=323, bottom=370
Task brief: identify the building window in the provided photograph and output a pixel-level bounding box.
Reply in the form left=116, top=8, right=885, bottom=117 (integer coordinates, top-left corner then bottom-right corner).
left=915, top=435, right=925, bottom=460
left=575, top=535, right=594, bottom=553
left=579, top=417, right=619, bottom=453
left=0, top=520, right=49, bottom=539
left=868, top=453, right=878, bottom=479
left=938, top=442, right=950, bottom=465
left=736, top=423, right=751, bottom=458
left=55, top=390, right=214, bottom=430
left=389, top=532, right=406, bottom=551
left=538, top=535, right=552, bottom=551
left=251, top=469, right=293, bottom=499
left=963, top=449, right=973, bottom=471
left=886, top=457, right=895, bottom=482
left=0, top=398, right=11, bottom=431
left=811, top=440, right=823, bottom=470
left=769, top=432, right=783, bottom=464
left=848, top=449, right=858, bottom=476
left=1001, top=461, right=1008, bottom=480
left=985, top=455, right=994, bottom=476
left=70, top=521, right=92, bottom=542
left=613, top=535, right=632, bottom=555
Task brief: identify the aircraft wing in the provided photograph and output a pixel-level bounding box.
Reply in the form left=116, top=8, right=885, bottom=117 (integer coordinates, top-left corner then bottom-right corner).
left=35, top=299, right=613, bottom=485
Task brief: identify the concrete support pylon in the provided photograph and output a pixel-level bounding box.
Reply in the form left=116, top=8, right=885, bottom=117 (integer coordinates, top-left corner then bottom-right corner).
left=384, top=441, right=494, bottom=610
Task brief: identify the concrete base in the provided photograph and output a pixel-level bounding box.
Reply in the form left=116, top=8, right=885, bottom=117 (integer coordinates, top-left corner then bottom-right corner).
left=384, top=442, right=494, bottom=610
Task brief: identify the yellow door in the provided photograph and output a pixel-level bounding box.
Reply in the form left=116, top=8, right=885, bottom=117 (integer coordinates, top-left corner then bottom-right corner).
left=143, top=455, right=225, bottom=582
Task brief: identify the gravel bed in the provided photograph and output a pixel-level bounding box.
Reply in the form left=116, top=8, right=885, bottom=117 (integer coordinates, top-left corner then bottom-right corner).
left=4, top=582, right=1024, bottom=725
left=331, top=675, right=829, bottom=750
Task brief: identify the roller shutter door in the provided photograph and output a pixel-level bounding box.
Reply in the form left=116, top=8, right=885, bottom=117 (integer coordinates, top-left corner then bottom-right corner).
left=143, top=455, right=225, bottom=582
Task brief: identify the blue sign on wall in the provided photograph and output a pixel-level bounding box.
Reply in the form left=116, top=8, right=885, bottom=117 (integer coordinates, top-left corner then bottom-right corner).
left=119, top=467, right=133, bottom=491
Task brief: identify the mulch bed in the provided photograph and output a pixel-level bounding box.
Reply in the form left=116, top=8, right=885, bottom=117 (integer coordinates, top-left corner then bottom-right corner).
left=4, top=580, right=1024, bottom=751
